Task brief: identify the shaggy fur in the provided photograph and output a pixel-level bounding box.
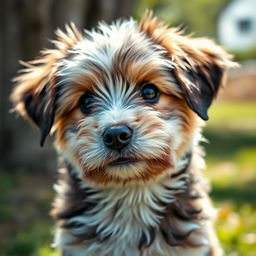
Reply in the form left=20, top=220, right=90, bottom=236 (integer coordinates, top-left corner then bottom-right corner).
left=11, top=12, right=237, bottom=256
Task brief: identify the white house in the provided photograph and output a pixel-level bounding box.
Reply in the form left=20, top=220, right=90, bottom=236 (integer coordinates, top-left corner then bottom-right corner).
left=218, top=0, right=256, bottom=51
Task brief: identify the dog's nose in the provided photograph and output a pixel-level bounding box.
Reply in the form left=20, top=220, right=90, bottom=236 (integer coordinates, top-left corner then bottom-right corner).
left=103, top=125, right=133, bottom=151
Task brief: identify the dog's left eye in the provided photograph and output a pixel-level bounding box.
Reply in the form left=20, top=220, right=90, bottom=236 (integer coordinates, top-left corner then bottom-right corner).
left=79, top=92, right=95, bottom=114
left=140, top=82, right=160, bottom=104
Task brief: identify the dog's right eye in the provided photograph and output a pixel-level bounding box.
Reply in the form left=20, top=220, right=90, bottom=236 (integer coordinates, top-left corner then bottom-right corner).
left=79, top=92, right=95, bottom=114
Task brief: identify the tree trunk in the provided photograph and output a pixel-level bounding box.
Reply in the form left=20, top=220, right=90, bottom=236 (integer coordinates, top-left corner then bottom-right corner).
left=0, top=0, right=137, bottom=173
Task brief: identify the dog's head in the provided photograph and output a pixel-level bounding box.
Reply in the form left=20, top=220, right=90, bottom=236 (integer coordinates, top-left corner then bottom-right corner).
left=11, top=13, right=236, bottom=186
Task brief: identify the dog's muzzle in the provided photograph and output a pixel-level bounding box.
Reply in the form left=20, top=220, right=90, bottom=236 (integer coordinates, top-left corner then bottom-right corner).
left=102, top=125, right=133, bottom=152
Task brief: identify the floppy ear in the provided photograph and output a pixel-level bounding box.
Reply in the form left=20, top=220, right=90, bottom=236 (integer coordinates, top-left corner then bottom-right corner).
left=172, top=38, right=237, bottom=120
left=11, top=59, right=59, bottom=147
left=21, top=77, right=57, bottom=147
left=139, top=12, right=238, bottom=120
left=177, top=63, right=222, bottom=120
left=11, top=24, right=83, bottom=146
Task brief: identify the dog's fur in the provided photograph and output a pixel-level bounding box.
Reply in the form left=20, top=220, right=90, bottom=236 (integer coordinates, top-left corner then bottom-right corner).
left=11, top=13, right=237, bottom=256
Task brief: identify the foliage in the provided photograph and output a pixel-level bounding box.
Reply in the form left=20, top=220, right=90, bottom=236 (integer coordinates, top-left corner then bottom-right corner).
left=135, top=0, right=230, bottom=37
left=135, top=0, right=256, bottom=61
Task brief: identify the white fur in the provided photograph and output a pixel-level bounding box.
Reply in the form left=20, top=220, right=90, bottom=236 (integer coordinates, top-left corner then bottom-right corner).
left=56, top=19, right=179, bottom=99
left=53, top=159, right=217, bottom=256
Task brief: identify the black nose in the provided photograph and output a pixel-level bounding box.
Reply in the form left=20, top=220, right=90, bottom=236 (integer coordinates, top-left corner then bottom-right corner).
left=103, top=125, right=133, bottom=151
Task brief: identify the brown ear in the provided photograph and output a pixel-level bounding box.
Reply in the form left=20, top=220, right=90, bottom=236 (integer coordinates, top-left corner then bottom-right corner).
left=139, top=13, right=238, bottom=120
left=22, top=83, right=57, bottom=146
left=11, top=61, right=59, bottom=147
left=173, top=54, right=226, bottom=120
left=172, top=38, right=238, bottom=120
left=11, top=23, right=83, bottom=146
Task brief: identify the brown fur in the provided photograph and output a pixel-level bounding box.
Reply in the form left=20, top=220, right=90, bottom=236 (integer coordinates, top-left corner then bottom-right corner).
left=11, top=23, right=82, bottom=118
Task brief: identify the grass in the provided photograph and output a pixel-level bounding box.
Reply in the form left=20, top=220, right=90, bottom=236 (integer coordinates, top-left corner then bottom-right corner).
left=206, top=101, right=256, bottom=131
left=203, top=101, right=256, bottom=256
left=0, top=101, right=255, bottom=256
left=0, top=172, right=56, bottom=256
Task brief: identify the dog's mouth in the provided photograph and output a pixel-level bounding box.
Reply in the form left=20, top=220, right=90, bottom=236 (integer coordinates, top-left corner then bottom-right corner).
left=82, top=151, right=173, bottom=184
left=109, top=157, right=139, bottom=166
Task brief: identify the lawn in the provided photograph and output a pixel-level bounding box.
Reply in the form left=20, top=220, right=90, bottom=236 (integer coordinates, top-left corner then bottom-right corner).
left=0, top=101, right=255, bottom=256
left=204, top=101, right=256, bottom=256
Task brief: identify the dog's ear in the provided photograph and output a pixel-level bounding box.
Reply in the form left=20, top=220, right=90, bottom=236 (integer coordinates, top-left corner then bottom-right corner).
left=172, top=38, right=237, bottom=120
left=139, top=13, right=238, bottom=120
left=16, top=74, right=57, bottom=147
left=11, top=24, right=82, bottom=146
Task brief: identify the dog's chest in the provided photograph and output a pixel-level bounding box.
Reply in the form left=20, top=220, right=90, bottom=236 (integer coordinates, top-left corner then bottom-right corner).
left=53, top=165, right=211, bottom=256
left=54, top=169, right=186, bottom=254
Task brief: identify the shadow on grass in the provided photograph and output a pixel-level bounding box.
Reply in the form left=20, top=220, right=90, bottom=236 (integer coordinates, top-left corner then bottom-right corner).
left=204, top=128, right=256, bottom=206
left=211, top=179, right=256, bottom=206
left=203, top=129, right=256, bottom=160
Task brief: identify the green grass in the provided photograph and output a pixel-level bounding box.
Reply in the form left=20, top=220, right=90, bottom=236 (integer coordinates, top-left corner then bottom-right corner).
left=0, top=172, right=56, bottom=256
left=1, top=101, right=255, bottom=255
left=207, top=101, right=256, bottom=131
left=203, top=101, right=256, bottom=256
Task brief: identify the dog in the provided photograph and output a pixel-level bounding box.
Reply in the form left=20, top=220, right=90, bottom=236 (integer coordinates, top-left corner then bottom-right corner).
left=11, top=12, right=237, bottom=256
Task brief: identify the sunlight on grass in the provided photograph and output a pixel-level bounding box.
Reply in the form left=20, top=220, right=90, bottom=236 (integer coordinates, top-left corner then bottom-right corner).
left=204, top=101, right=256, bottom=256
left=37, top=246, right=60, bottom=256
left=207, top=101, right=256, bottom=131
left=217, top=204, right=256, bottom=256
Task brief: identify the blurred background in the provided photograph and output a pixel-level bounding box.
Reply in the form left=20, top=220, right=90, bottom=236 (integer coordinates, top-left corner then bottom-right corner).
left=0, top=0, right=255, bottom=255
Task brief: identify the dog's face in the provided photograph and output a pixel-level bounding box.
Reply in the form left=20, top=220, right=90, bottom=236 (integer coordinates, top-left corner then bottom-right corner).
left=11, top=13, right=235, bottom=186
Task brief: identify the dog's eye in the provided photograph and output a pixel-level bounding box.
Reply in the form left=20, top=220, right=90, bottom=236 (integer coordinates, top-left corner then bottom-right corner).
left=79, top=92, right=95, bottom=114
left=140, top=82, right=160, bottom=104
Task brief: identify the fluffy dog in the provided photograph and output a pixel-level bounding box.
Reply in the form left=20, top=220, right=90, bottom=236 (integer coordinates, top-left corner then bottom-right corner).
left=11, top=12, right=236, bottom=256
